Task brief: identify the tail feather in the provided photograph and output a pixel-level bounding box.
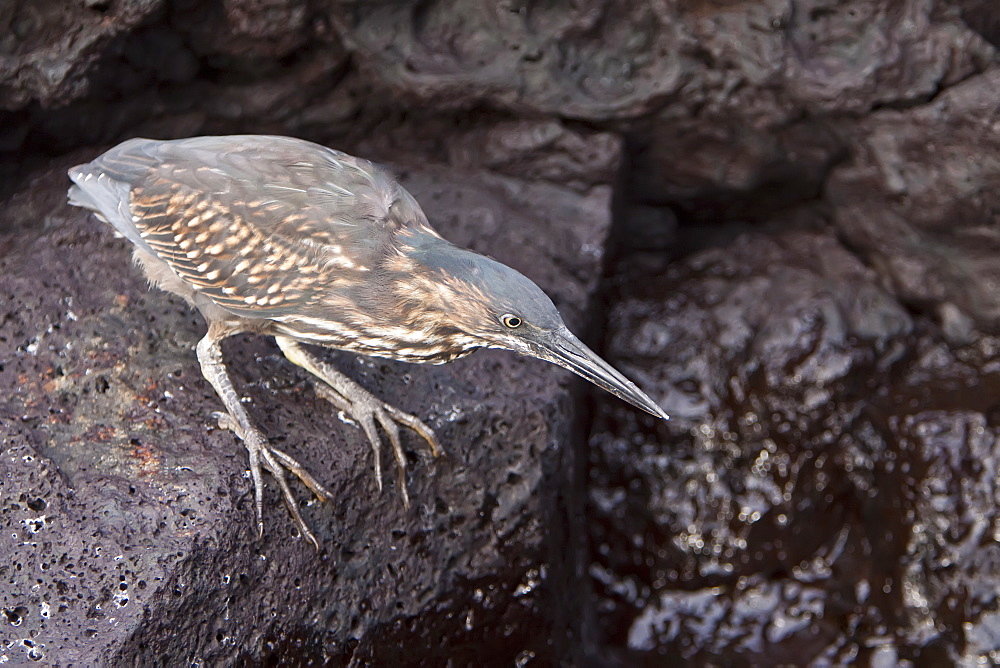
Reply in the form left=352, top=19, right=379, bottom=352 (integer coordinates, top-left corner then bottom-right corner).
left=67, top=165, right=155, bottom=255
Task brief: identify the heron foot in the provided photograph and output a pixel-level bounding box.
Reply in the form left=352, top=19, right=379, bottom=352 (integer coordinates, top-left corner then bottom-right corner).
left=212, top=411, right=334, bottom=549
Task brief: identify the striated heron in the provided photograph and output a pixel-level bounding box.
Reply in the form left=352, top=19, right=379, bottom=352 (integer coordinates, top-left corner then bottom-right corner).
left=67, top=135, right=668, bottom=547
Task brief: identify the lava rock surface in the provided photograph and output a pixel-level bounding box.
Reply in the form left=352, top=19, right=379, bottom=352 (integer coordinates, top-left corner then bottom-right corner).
left=0, top=125, right=619, bottom=664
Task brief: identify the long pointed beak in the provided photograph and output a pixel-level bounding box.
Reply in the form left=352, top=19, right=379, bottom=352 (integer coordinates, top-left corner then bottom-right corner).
left=530, top=327, right=669, bottom=420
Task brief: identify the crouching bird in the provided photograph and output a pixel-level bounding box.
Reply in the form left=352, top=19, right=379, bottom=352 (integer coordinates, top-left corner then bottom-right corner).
left=67, top=135, right=668, bottom=547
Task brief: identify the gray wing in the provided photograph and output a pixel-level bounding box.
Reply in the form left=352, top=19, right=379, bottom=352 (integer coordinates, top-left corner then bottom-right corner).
left=67, top=135, right=441, bottom=318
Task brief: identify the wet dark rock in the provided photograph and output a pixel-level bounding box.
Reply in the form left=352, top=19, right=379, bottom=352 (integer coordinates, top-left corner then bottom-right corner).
left=0, top=128, right=618, bottom=664
left=446, top=119, right=624, bottom=193
left=199, top=0, right=313, bottom=59
left=631, top=0, right=994, bottom=214
left=0, top=1, right=350, bottom=174
left=589, top=230, right=1000, bottom=664
left=6, top=0, right=992, bottom=215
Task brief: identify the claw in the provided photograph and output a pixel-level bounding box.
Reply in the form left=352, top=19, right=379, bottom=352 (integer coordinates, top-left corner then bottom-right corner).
left=270, top=446, right=335, bottom=501
left=275, top=335, right=442, bottom=512
left=251, top=435, right=324, bottom=550
left=198, top=331, right=329, bottom=548
left=358, top=414, right=385, bottom=494
left=315, top=383, right=430, bottom=509
left=382, top=403, right=445, bottom=458
left=309, top=370, right=434, bottom=507
left=213, top=408, right=327, bottom=550
left=376, top=408, right=410, bottom=509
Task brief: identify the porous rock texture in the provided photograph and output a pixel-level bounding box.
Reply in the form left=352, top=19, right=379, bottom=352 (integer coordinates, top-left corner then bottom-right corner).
left=2, top=0, right=1000, bottom=665
left=1, top=128, right=617, bottom=665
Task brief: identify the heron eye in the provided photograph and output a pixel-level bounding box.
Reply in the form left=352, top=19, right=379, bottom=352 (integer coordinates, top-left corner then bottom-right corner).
left=501, top=314, right=523, bottom=329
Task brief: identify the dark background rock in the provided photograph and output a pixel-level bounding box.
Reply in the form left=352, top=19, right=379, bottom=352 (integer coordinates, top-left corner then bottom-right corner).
left=590, top=230, right=1000, bottom=663
left=0, top=0, right=165, bottom=111
left=1, top=0, right=999, bottom=665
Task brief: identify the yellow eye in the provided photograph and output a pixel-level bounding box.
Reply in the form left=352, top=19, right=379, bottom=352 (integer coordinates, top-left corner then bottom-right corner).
left=501, top=314, right=522, bottom=329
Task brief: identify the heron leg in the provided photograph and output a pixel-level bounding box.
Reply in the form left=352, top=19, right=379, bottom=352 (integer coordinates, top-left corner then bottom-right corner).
left=196, top=324, right=332, bottom=549
left=274, top=336, right=443, bottom=509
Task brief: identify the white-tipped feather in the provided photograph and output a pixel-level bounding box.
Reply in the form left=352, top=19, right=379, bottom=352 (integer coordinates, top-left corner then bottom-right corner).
left=68, top=168, right=156, bottom=255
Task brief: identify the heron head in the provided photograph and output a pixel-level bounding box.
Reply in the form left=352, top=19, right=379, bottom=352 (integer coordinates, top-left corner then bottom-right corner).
left=412, top=245, right=668, bottom=420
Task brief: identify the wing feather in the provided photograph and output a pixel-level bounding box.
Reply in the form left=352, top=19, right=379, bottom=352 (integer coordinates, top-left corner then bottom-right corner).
left=67, top=135, right=437, bottom=319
